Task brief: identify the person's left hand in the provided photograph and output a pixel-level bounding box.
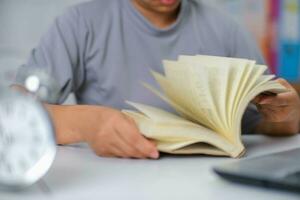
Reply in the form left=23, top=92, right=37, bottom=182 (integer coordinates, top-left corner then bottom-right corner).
left=253, top=78, right=300, bottom=123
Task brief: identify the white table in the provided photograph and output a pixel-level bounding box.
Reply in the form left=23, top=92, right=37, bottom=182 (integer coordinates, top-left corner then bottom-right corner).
left=2, top=135, right=300, bottom=200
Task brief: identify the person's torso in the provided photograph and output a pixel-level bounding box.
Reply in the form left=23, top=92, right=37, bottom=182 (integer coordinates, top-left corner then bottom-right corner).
left=74, top=0, right=235, bottom=111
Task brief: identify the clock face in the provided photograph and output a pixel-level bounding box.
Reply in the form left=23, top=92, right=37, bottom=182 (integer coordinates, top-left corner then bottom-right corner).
left=0, top=93, right=56, bottom=188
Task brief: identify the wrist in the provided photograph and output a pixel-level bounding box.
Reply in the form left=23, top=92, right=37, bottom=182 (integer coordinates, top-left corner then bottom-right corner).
left=45, top=104, right=86, bottom=144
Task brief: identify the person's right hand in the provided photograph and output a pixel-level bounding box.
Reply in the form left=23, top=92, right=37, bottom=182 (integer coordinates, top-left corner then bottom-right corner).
left=81, top=106, right=159, bottom=159
left=46, top=104, right=159, bottom=159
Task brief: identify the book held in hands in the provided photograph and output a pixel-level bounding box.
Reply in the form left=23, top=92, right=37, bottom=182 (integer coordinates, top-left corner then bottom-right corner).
left=123, top=55, right=288, bottom=158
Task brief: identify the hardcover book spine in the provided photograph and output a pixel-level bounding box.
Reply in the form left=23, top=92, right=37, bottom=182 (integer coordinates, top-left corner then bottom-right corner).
left=278, top=0, right=300, bottom=82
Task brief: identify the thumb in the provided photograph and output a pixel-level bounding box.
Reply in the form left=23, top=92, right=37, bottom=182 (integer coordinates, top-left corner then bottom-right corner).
left=276, top=78, right=292, bottom=90
left=252, top=96, right=261, bottom=104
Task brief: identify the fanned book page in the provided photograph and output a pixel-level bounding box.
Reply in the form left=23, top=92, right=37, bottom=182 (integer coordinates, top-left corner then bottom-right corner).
left=123, top=55, right=288, bottom=158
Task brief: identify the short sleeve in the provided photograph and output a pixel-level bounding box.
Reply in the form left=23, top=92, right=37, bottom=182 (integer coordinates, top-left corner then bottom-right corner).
left=229, top=23, right=264, bottom=134
left=17, top=7, right=86, bottom=104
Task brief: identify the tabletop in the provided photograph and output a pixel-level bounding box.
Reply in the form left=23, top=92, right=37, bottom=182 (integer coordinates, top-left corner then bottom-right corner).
left=2, top=135, right=300, bottom=200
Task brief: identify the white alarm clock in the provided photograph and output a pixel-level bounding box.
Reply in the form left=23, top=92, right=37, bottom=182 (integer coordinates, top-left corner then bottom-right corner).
left=0, top=68, right=59, bottom=189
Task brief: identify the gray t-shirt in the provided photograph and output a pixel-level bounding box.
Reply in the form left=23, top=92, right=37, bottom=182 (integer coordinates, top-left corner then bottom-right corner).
left=21, top=0, right=264, bottom=133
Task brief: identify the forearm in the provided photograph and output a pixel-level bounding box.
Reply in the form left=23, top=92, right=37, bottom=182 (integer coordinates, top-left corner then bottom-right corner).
left=45, top=104, right=159, bottom=159
left=45, top=104, right=102, bottom=144
left=255, top=119, right=299, bottom=136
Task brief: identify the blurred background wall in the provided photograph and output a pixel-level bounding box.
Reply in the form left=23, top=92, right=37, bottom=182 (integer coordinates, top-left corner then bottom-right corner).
left=1, top=0, right=300, bottom=97
left=0, top=0, right=88, bottom=69
left=215, top=0, right=300, bottom=85
left=0, top=0, right=88, bottom=103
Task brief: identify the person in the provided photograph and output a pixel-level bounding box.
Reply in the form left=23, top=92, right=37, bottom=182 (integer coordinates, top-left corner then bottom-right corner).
left=18, top=0, right=300, bottom=159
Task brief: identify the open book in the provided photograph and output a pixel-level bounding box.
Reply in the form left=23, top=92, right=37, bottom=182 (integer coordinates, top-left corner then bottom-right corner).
left=123, top=55, right=288, bottom=158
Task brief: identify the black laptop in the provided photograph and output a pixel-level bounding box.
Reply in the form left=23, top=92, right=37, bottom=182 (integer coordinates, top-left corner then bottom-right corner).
left=213, top=148, right=300, bottom=193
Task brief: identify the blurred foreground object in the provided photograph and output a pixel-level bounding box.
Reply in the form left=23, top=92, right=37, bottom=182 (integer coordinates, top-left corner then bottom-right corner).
left=0, top=66, right=58, bottom=190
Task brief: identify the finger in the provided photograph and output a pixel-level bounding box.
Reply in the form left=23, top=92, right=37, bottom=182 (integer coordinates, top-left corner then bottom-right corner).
left=276, top=78, right=293, bottom=90
left=252, top=95, right=263, bottom=104
left=259, top=107, right=277, bottom=122
left=257, top=93, right=292, bottom=106
left=255, top=78, right=296, bottom=106
left=109, top=143, right=133, bottom=158
left=112, top=118, right=146, bottom=158
left=259, top=106, right=293, bottom=122
left=135, top=136, right=159, bottom=159
left=258, top=104, right=288, bottom=111
left=254, top=92, right=276, bottom=100
left=94, top=146, right=115, bottom=158
left=124, top=115, right=159, bottom=158
left=148, top=138, right=157, bottom=146
left=118, top=125, right=159, bottom=159
left=107, top=144, right=125, bottom=158
left=117, top=120, right=159, bottom=159
left=113, top=130, right=146, bottom=159
left=258, top=103, right=288, bottom=114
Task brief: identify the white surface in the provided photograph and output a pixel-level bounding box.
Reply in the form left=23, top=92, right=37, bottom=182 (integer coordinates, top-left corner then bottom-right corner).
left=1, top=135, right=300, bottom=200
